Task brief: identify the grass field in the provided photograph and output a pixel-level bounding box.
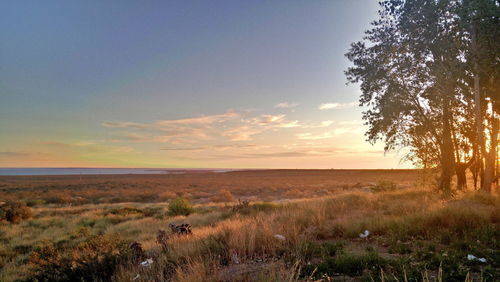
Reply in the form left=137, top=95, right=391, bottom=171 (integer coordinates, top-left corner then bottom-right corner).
left=0, top=170, right=498, bottom=281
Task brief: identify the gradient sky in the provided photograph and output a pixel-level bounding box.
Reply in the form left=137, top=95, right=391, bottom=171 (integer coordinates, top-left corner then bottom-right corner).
left=0, top=0, right=409, bottom=169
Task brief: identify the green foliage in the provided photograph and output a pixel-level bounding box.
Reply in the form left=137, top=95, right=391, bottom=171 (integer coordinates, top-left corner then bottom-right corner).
left=302, top=251, right=387, bottom=277
left=27, top=234, right=130, bottom=282
left=0, top=201, right=33, bottom=223
left=345, top=0, right=499, bottom=192
left=299, top=241, right=344, bottom=261
left=167, top=197, right=194, bottom=216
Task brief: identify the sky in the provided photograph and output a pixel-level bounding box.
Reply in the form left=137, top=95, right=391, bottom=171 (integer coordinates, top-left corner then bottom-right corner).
left=0, top=1, right=410, bottom=169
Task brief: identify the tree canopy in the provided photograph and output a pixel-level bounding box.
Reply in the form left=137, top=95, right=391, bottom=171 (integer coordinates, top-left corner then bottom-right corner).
left=346, top=0, right=499, bottom=194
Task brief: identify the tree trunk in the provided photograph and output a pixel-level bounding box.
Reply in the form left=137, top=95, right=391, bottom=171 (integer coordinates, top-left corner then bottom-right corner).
left=439, top=104, right=455, bottom=195
left=455, top=163, right=468, bottom=191
left=471, top=24, right=490, bottom=193
left=482, top=114, right=498, bottom=192
left=470, top=145, right=480, bottom=189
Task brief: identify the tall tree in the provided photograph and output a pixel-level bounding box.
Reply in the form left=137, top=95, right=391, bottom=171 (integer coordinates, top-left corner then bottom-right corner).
left=346, top=0, right=498, bottom=193
left=459, top=0, right=499, bottom=192
left=346, top=0, right=463, bottom=194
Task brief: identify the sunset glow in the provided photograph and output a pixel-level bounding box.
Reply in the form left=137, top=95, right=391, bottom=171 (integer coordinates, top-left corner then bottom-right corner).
left=0, top=1, right=405, bottom=168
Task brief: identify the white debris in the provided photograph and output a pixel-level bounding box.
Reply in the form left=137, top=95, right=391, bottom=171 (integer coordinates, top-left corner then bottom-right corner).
left=140, top=258, right=154, bottom=267
left=132, top=274, right=140, bottom=280
left=274, top=234, right=286, bottom=241
left=230, top=250, right=240, bottom=264
left=467, top=254, right=487, bottom=263
left=359, top=230, right=370, bottom=238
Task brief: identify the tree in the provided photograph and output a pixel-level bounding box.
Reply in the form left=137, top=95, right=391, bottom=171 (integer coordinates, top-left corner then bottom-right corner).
left=459, top=0, right=500, bottom=192
left=345, top=0, right=498, bottom=194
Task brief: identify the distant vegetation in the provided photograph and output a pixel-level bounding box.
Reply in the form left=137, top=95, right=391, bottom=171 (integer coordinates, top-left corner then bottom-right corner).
left=0, top=170, right=419, bottom=206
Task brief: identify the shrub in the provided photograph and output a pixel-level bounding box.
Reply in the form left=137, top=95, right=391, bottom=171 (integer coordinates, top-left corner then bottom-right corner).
left=284, top=189, right=304, bottom=198
left=25, top=199, right=46, bottom=207
left=168, top=198, right=194, bottom=216
left=27, top=234, right=130, bottom=281
left=143, top=206, right=164, bottom=218
left=233, top=202, right=277, bottom=216
left=210, top=189, right=235, bottom=203
left=103, top=207, right=143, bottom=216
left=0, top=201, right=33, bottom=223
left=300, top=241, right=344, bottom=261
left=371, top=181, right=398, bottom=192
left=159, top=191, right=178, bottom=201
left=302, top=251, right=387, bottom=277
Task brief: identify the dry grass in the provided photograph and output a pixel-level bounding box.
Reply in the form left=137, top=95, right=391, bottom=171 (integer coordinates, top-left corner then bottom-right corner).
left=0, top=169, right=420, bottom=205
left=0, top=170, right=498, bottom=281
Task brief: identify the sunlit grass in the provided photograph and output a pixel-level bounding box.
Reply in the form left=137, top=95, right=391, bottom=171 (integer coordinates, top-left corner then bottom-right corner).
left=0, top=171, right=498, bottom=281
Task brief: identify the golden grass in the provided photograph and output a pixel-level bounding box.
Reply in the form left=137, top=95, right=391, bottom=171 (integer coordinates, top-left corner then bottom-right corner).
left=0, top=170, right=498, bottom=281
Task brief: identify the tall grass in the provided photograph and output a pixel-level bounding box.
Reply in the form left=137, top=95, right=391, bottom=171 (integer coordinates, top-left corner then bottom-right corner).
left=1, top=183, right=497, bottom=281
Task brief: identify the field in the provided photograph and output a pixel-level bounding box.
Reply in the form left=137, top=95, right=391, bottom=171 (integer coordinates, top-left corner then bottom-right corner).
left=0, top=170, right=498, bottom=281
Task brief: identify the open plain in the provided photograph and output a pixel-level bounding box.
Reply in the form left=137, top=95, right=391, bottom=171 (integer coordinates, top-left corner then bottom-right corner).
left=0, top=170, right=498, bottom=281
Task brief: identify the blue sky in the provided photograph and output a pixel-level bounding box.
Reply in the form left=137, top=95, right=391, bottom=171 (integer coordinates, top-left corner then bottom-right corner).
left=0, top=1, right=408, bottom=168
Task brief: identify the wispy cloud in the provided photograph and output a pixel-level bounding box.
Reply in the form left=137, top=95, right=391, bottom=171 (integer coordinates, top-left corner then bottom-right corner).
left=176, top=146, right=358, bottom=160
left=301, top=120, right=335, bottom=128
left=161, top=144, right=260, bottom=151
left=295, top=132, right=335, bottom=140
left=103, top=110, right=363, bottom=158
left=318, top=102, right=357, bottom=110
left=253, top=114, right=286, bottom=125
left=274, top=102, right=299, bottom=109
left=0, top=151, right=33, bottom=157
left=250, top=114, right=301, bottom=128
left=102, top=112, right=239, bottom=130
left=102, top=121, right=152, bottom=129
left=223, top=125, right=263, bottom=141
left=295, top=124, right=363, bottom=140
left=338, top=120, right=361, bottom=126
left=104, top=112, right=241, bottom=143
left=156, top=112, right=239, bottom=126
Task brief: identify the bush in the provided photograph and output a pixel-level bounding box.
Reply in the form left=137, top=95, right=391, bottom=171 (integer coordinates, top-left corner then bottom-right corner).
left=25, top=199, right=46, bottom=207
left=168, top=198, right=194, bottom=216
left=103, top=207, right=143, bottom=216
left=371, top=181, right=398, bottom=192
left=232, top=202, right=277, bottom=216
left=302, top=251, right=387, bottom=277
left=27, top=234, right=130, bottom=281
left=210, top=189, right=235, bottom=203
left=0, top=201, right=33, bottom=223
left=159, top=191, right=177, bottom=201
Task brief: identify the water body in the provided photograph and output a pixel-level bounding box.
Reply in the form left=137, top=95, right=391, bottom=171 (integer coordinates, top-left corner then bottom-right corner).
left=0, top=168, right=232, bottom=176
